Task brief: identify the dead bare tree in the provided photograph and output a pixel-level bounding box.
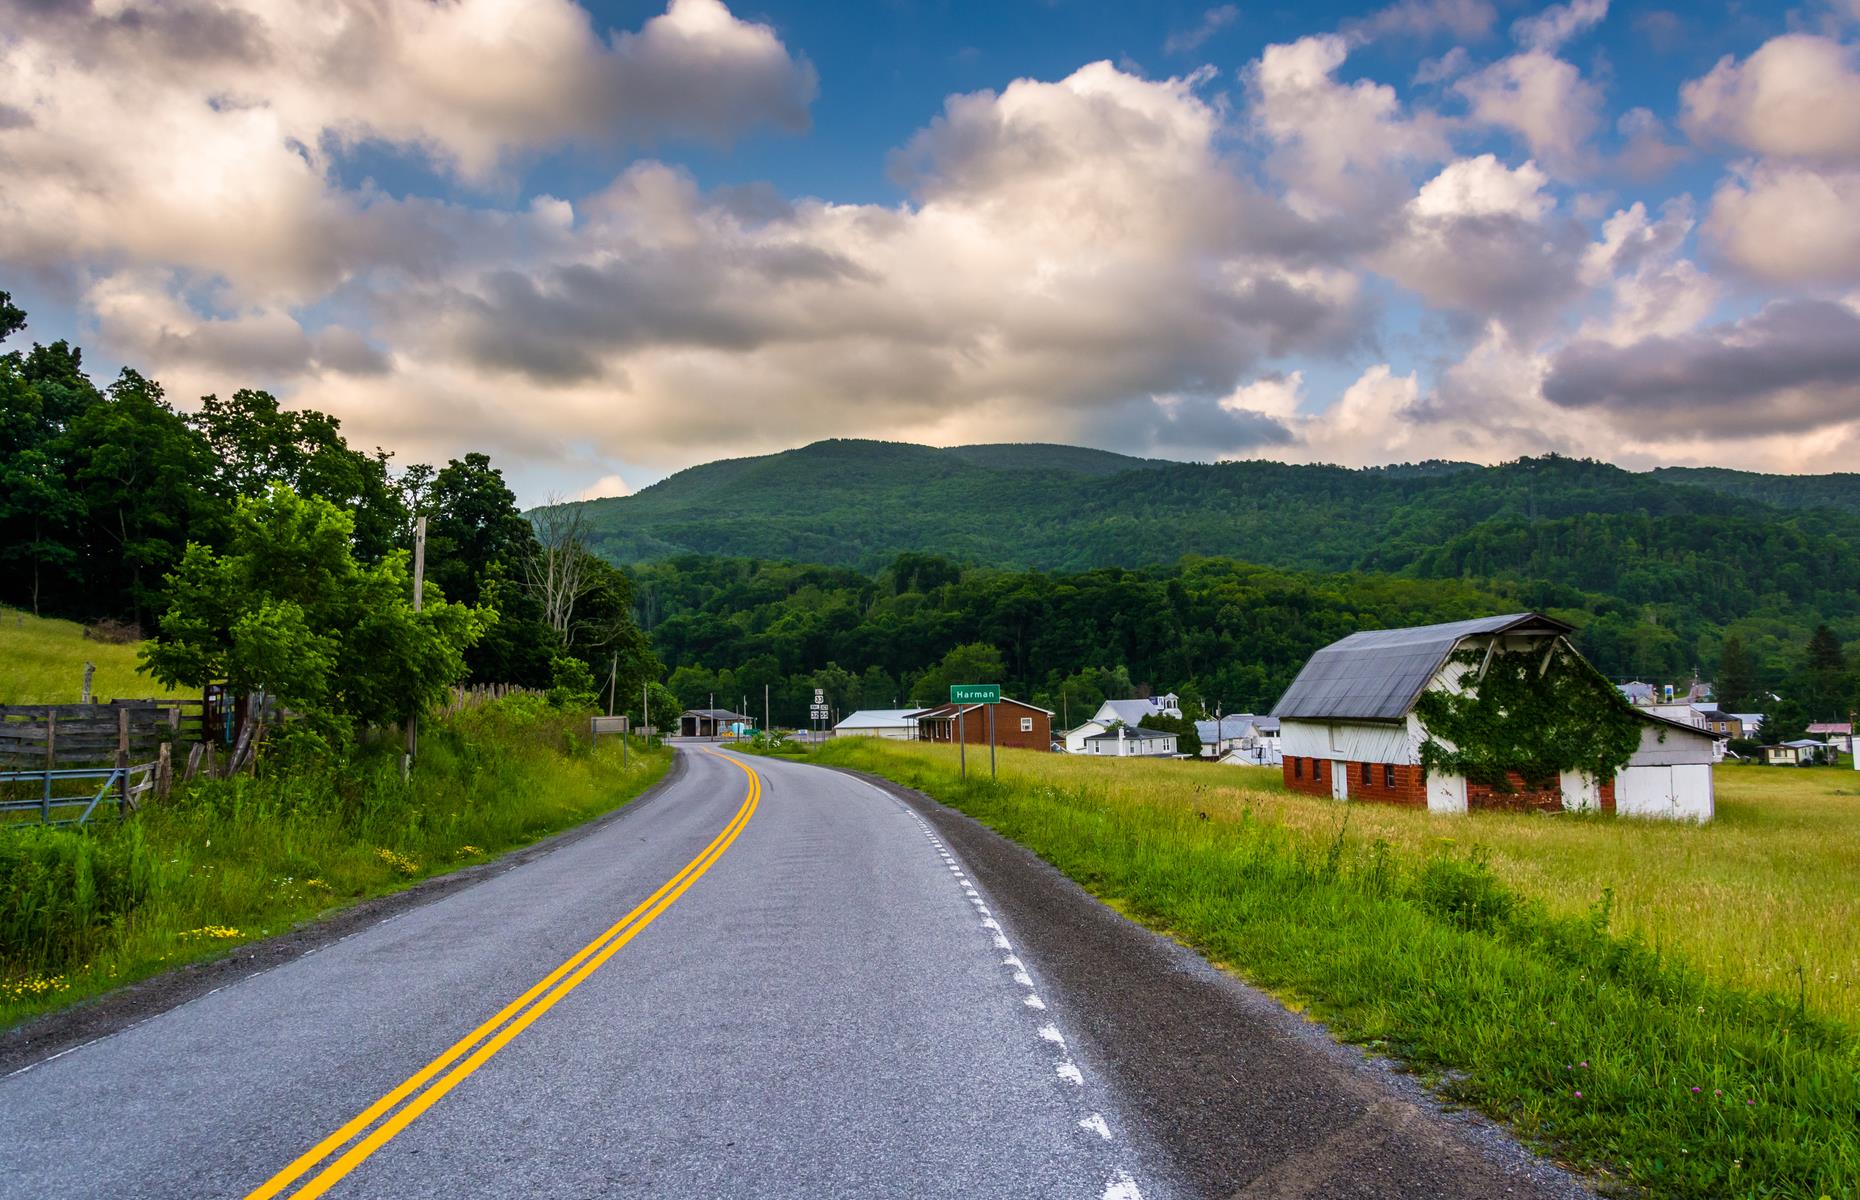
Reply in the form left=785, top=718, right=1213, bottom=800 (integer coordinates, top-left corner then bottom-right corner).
left=525, top=496, right=595, bottom=647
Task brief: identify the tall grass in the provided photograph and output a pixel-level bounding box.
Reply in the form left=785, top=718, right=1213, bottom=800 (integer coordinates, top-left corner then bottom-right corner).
left=0, top=606, right=184, bottom=704
left=0, top=696, right=669, bottom=1024
left=812, top=739, right=1860, bottom=1199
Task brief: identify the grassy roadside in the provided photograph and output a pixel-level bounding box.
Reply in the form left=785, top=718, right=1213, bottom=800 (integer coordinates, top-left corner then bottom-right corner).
left=808, top=738, right=1859, bottom=1199
left=1, top=696, right=670, bottom=1026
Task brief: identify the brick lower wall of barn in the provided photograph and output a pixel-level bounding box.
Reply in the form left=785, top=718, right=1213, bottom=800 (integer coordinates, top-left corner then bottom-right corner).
left=1281, top=757, right=1613, bottom=812
left=1280, top=757, right=1425, bottom=806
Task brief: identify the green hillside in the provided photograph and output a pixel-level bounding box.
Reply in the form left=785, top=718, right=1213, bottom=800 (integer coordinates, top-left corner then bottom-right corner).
left=1652, top=466, right=1860, bottom=517
left=572, top=442, right=1860, bottom=620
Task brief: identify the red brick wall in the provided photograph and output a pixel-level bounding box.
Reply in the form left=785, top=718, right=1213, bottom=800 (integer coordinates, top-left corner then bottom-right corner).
left=1352, top=761, right=1428, bottom=807
left=1282, top=755, right=1331, bottom=796
left=922, top=702, right=1052, bottom=752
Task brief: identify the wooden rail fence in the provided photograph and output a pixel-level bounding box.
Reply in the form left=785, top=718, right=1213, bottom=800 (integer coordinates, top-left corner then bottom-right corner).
left=0, top=700, right=206, bottom=825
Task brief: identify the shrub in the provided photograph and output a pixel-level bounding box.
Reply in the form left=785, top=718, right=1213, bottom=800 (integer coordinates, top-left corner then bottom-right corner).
left=0, top=825, right=155, bottom=970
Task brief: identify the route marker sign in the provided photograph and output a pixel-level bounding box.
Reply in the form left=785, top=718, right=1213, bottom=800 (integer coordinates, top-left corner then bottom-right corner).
left=950, top=683, right=1000, bottom=705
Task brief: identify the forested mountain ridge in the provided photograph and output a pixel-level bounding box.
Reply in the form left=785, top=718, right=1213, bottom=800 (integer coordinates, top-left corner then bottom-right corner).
left=1651, top=467, right=1860, bottom=518
left=571, top=440, right=1860, bottom=620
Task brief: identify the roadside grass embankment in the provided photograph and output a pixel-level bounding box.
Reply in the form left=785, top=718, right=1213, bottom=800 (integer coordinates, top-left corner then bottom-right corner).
left=808, top=738, right=1860, bottom=1200
left=0, top=695, right=670, bottom=1027
left=0, top=608, right=187, bottom=705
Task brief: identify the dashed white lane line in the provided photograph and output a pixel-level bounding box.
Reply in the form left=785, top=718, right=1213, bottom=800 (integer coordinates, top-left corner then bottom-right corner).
left=895, top=804, right=1149, bottom=1200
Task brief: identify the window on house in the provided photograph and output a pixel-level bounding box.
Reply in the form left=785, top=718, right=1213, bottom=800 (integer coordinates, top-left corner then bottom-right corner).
left=1313, top=757, right=1323, bottom=780
left=1293, top=757, right=1303, bottom=779
left=1359, top=762, right=1371, bottom=786
left=1020, top=717, right=1033, bottom=732
left=1384, top=764, right=1396, bottom=788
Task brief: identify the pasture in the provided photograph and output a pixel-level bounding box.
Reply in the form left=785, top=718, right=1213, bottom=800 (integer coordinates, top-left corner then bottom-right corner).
left=0, top=608, right=185, bottom=705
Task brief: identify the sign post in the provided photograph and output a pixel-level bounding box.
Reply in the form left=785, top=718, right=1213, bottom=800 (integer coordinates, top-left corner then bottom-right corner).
left=810, top=688, right=829, bottom=741
left=949, top=685, right=1002, bottom=782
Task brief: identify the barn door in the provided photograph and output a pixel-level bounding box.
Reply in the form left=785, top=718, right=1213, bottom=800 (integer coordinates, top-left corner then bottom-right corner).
left=1331, top=760, right=1348, bottom=801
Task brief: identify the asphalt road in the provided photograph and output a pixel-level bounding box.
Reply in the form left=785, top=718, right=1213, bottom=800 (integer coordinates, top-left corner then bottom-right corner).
left=0, top=746, right=1590, bottom=1199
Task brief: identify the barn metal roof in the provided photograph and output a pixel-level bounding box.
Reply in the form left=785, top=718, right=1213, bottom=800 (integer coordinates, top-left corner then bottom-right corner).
left=1271, top=613, right=1575, bottom=723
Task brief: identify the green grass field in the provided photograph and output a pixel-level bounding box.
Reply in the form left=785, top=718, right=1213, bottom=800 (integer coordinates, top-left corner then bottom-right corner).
left=0, top=697, right=670, bottom=1026
left=807, top=738, right=1860, bottom=1199
left=0, top=607, right=185, bottom=704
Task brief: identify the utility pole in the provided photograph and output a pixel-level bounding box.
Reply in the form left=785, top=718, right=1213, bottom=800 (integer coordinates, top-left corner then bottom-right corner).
left=402, top=516, right=426, bottom=781
left=607, top=651, right=618, bottom=717
left=764, top=684, right=770, bottom=738
left=643, top=683, right=649, bottom=744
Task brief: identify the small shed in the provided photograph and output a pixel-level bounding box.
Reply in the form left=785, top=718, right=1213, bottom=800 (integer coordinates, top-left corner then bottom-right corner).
left=831, top=709, right=920, bottom=740
left=1615, top=712, right=1719, bottom=821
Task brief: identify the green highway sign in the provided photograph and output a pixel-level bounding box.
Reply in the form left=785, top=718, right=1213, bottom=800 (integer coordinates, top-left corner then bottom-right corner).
left=950, top=683, right=1001, bottom=705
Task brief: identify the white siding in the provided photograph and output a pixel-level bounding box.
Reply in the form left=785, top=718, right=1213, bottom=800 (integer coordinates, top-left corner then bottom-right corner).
left=1616, top=762, right=1713, bottom=822
left=1427, top=772, right=1467, bottom=814
left=1627, top=722, right=1718, bottom=767
left=1282, top=719, right=1415, bottom=762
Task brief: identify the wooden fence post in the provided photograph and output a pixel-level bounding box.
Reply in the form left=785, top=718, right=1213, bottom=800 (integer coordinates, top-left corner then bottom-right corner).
left=43, top=709, right=56, bottom=822
left=156, top=741, right=172, bottom=800
left=185, top=742, right=204, bottom=782
left=116, top=705, right=131, bottom=813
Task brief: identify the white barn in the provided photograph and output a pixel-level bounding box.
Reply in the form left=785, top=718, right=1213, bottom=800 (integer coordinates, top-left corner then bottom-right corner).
left=832, top=709, right=921, bottom=740
left=1272, top=613, right=1718, bottom=821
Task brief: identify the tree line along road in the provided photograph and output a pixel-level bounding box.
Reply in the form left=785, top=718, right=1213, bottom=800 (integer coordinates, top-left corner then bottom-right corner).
left=0, top=747, right=1590, bottom=1199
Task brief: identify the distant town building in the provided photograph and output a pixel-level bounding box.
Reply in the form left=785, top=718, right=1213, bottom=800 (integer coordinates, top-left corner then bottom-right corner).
left=678, top=708, right=754, bottom=738
left=1763, top=740, right=1840, bottom=767
left=1077, top=724, right=1177, bottom=757
left=1272, top=613, right=1718, bottom=821
left=1196, top=714, right=1282, bottom=765
left=1090, top=695, right=1181, bottom=726
left=910, top=698, right=1053, bottom=752
left=1806, top=722, right=1853, bottom=753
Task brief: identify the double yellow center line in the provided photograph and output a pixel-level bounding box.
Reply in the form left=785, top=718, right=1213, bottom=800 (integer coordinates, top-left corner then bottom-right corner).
left=246, top=751, right=761, bottom=1200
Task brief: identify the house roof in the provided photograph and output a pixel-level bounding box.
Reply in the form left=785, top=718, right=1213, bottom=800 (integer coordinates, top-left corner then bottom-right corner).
left=910, top=697, right=1055, bottom=718
left=1097, top=698, right=1169, bottom=724
left=1083, top=726, right=1174, bottom=743
left=683, top=708, right=752, bottom=721
left=1271, top=613, right=1577, bottom=723
left=1807, top=722, right=1853, bottom=734
left=1637, top=710, right=1723, bottom=740
left=833, top=709, right=920, bottom=730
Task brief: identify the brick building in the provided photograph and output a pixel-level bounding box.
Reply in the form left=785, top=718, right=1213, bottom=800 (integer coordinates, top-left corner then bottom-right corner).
left=910, top=697, right=1053, bottom=752
left=1272, top=613, right=1718, bottom=821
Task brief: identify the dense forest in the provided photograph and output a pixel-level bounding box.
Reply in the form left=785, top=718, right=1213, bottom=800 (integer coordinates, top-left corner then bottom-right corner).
left=633, top=553, right=1853, bottom=735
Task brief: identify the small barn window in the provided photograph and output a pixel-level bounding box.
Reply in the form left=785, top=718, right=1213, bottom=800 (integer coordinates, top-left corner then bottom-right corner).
left=1312, top=757, right=1323, bottom=780
left=1020, top=717, right=1033, bottom=732
left=1359, top=762, right=1371, bottom=786
left=1293, top=758, right=1303, bottom=779
left=1384, top=764, right=1396, bottom=788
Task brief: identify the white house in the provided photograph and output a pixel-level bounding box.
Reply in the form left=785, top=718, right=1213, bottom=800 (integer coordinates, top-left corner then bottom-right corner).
left=1272, top=613, right=1718, bottom=821
left=1078, top=724, right=1177, bottom=757
left=831, top=709, right=921, bottom=740
left=1062, top=720, right=1109, bottom=754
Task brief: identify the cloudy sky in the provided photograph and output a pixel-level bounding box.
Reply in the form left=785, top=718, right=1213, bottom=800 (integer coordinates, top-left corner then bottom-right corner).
left=4, top=0, right=1859, bottom=502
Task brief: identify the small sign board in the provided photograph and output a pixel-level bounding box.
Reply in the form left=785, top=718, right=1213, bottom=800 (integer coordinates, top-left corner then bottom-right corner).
left=809, top=705, right=830, bottom=719
left=814, top=688, right=825, bottom=702
left=590, top=715, right=629, bottom=735
left=949, top=684, right=1001, bottom=705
